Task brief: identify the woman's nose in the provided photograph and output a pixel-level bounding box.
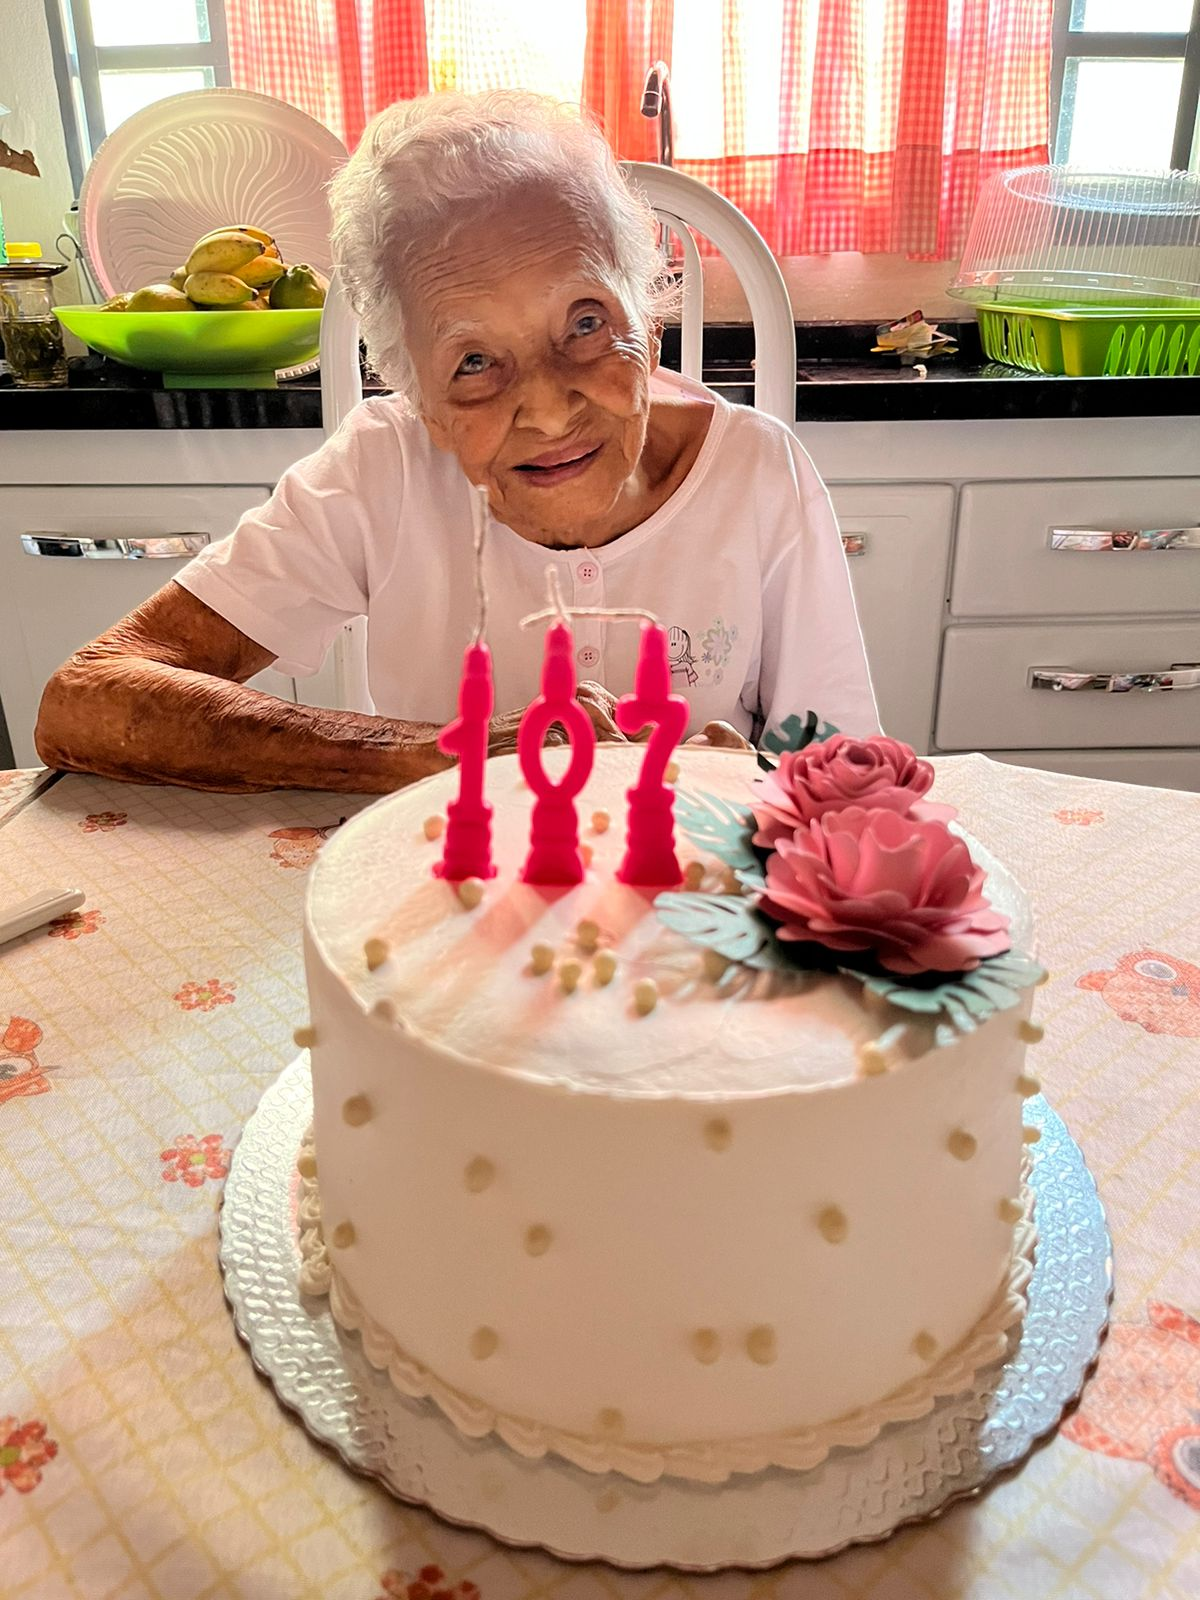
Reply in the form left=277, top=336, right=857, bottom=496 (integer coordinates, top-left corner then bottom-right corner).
left=514, top=363, right=584, bottom=437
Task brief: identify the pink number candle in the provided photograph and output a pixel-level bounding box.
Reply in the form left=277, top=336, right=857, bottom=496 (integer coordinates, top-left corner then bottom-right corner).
left=616, top=622, right=689, bottom=887
left=435, top=641, right=497, bottom=882
left=518, top=622, right=596, bottom=885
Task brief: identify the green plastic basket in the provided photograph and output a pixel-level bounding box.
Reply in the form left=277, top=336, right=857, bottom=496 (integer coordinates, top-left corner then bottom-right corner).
left=977, top=302, right=1200, bottom=377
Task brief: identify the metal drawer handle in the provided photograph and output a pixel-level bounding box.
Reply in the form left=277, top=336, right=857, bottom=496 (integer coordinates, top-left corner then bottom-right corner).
left=841, top=533, right=867, bottom=557
left=1029, top=663, right=1200, bottom=693
left=1049, top=526, right=1200, bottom=552
left=20, top=533, right=211, bottom=560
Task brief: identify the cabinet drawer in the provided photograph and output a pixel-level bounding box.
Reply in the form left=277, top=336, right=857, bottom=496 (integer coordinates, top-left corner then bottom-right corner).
left=0, top=485, right=291, bottom=766
left=935, top=622, right=1200, bottom=750
left=828, top=483, right=954, bottom=752
left=980, top=748, right=1200, bottom=791
left=951, top=479, right=1200, bottom=618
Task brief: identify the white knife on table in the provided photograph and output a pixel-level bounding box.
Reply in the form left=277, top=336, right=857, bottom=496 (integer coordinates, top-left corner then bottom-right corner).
left=0, top=890, right=86, bottom=946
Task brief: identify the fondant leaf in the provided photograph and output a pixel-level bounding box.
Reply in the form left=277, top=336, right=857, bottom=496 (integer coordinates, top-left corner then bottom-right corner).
left=840, top=950, right=1046, bottom=1037
left=760, top=711, right=841, bottom=765
left=655, top=892, right=780, bottom=970
left=672, top=789, right=759, bottom=873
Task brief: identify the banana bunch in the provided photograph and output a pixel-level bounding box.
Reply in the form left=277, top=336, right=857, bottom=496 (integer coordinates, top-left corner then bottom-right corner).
left=107, top=225, right=329, bottom=313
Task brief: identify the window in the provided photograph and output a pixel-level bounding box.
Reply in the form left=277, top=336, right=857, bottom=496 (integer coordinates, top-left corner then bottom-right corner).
left=48, top=0, right=231, bottom=185
left=1052, top=0, right=1200, bottom=170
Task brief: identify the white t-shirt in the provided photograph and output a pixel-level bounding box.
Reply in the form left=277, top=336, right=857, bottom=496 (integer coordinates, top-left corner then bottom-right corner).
left=175, top=370, right=879, bottom=744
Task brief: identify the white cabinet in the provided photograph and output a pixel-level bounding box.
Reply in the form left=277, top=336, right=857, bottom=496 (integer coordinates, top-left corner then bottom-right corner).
left=0, top=484, right=295, bottom=766
left=828, top=484, right=954, bottom=753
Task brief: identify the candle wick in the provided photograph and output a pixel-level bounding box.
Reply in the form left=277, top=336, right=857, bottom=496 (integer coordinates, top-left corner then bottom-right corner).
left=471, top=485, right=489, bottom=645
left=546, top=565, right=569, bottom=624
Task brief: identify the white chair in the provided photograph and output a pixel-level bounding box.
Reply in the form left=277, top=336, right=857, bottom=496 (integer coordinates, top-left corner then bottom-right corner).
left=318, top=162, right=796, bottom=709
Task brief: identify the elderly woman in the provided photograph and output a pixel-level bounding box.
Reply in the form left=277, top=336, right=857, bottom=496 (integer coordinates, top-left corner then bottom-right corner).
left=36, top=92, right=876, bottom=794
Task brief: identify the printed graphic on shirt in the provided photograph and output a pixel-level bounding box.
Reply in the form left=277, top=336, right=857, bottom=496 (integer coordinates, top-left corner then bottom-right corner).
left=668, top=619, right=740, bottom=689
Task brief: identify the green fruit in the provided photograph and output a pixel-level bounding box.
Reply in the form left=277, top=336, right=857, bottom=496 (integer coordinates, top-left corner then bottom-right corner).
left=126, top=284, right=192, bottom=312
left=268, top=263, right=328, bottom=309
left=184, top=271, right=254, bottom=307
left=184, top=230, right=263, bottom=277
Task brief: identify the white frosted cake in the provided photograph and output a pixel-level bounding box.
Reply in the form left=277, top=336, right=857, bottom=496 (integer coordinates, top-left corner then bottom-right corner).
left=296, top=744, right=1041, bottom=1484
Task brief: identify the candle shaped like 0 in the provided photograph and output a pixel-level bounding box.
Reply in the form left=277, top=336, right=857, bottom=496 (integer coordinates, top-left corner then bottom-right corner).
left=517, top=621, right=597, bottom=884
left=615, top=622, right=689, bottom=886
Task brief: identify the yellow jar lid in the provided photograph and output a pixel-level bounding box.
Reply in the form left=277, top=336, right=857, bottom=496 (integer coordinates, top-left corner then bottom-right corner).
left=4, top=242, right=44, bottom=259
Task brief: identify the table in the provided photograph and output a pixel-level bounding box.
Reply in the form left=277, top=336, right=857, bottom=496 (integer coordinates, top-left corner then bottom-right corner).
left=1, top=758, right=1198, bottom=1600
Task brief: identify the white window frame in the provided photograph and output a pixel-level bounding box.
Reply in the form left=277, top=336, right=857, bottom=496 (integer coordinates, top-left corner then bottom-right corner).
left=45, top=0, right=231, bottom=190
left=1051, top=0, right=1200, bottom=169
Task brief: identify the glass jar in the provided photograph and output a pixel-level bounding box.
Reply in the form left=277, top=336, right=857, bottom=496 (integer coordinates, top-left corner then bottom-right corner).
left=0, top=246, right=69, bottom=389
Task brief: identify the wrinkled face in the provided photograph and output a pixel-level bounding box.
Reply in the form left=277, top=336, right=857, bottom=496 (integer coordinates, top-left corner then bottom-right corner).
left=405, top=189, right=657, bottom=545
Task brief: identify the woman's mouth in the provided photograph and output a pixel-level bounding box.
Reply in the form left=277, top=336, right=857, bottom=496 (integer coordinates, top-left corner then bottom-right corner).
left=513, top=441, right=603, bottom=486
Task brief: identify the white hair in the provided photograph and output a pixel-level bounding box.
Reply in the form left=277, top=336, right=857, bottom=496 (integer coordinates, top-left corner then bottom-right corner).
left=328, top=90, right=677, bottom=405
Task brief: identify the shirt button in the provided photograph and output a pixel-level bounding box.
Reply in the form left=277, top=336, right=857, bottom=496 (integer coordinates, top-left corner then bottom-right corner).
left=577, top=645, right=600, bottom=670
left=577, top=559, right=600, bottom=584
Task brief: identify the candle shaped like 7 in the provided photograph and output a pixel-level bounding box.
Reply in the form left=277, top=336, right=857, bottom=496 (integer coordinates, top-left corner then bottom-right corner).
left=518, top=622, right=597, bottom=884
left=616, top=623, right=689, bottom=886
left=435, top=641, right=497, bottom=881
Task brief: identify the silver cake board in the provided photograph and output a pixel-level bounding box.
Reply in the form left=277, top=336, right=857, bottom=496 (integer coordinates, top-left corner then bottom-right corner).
left=219, top=1055, right=1112, bottom=1571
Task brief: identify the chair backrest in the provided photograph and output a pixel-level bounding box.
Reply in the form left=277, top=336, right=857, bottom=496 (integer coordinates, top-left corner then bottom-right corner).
left=316, top=164, right=796, bottom=709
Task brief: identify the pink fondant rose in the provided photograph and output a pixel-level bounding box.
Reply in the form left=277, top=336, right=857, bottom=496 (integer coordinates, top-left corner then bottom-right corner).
left=758, top=807, right=1011, bottom=975
left=751, top=735, right=953, bottom=847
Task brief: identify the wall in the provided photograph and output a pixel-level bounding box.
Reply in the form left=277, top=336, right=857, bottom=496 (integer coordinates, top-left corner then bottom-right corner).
left=0, top=0, right=81, bottom=298
left=705, top=255, right=962, bottom=327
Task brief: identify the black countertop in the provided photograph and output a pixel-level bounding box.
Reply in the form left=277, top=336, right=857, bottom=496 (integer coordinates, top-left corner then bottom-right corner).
left=2, top=322, right=1198, bottom=428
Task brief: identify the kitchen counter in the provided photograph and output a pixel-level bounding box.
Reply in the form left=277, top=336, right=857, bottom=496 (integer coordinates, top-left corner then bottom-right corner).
left=4, top=323, right=1200, bottom=427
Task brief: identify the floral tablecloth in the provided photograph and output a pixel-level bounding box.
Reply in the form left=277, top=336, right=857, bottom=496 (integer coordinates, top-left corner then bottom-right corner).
left=1, top=758, right=1198, bottom=1600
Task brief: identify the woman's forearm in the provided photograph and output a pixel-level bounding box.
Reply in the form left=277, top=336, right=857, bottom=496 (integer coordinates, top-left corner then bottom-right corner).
left=36, top=653, right=448, bottom=794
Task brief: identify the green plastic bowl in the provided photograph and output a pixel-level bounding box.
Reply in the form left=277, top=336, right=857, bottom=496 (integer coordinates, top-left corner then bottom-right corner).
left=54, top=304, right=323, bottom=388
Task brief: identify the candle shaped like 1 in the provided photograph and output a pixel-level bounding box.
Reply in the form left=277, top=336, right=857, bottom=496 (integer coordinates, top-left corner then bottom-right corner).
left=518, top=622, right=596, bottom=884
left=616, top=622, right=689, bottom=886
left=435, top=641, right=497, bottom=881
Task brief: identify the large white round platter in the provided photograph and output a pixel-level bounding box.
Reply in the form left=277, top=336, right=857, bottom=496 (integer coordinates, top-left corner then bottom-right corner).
left=79, top=88, right=347, bottom=299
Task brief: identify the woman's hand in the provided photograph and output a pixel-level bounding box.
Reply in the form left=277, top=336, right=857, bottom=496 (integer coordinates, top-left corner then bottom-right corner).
left=488, top=682, right=628, bottom=757
left=686, top=720, right=753, bottom=751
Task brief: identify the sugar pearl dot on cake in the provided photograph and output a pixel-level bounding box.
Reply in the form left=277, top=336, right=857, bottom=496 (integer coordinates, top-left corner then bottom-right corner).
left=947, top=1129, right=977, bottom=1162
left=683, top=860, right=706, bottom=891
left=1023, top=1124, right=1042, bottom=1145
left=593, top=949, right=618, bottom=986
left=422, top=814, right=445, bottom=841
left=704, top=1117, right=732, bottom=1152
left=470, top=1326, right=499, bottom=1360
left=297, top=1151, right=317, bottom=1180
left=457, top=877, right=484, bottom=909
left=591, top=809, right=611, bottom=833
left=1016, top=1072, right=1041, bottom=1098
left=595, top=1488, right=621, bottom=1514
left=464, top=1156, right=495, bottom=1193
left=597, top=1408, right=625, bottom=1436
left=529, top=941, right=555, bottom=976
left=858, top=1041, right=888, bottom=1076
left=580, top=842, right=594, bottom=866
left=576, top=919, right=600, bottom=952
left=524, top=1224, right=552, bottom=1257
left=691, top=1328, right=721, bottom=1364
left=364, top=937, right=389, bottom=972
left=817, top=1205, right=849, bottom=1244
left=1019, top=1019, right=1045, bottom=1043
left=558, top=958, right=583, bottom=994
left=331, top=1221, right=356, bottom=1249
left=342, top=1094, right=372, bottom=1127
left=702, top=949, right=730, bottom=982
left=912, top=1331, right=937, bottom=1363
left=293, top=1024, right=317, bottom=1049
left=998, top=1196, right=1024, bottom=1224
left=633, top=977, right=659, bottom=1016
left=746, top=1326, right=777, bottom=1365
left=665, top=760, right=680, bottom=784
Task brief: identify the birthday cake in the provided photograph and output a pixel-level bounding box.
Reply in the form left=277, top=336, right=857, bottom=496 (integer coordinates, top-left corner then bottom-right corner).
left=295, top=734, right=1043, bottom=1485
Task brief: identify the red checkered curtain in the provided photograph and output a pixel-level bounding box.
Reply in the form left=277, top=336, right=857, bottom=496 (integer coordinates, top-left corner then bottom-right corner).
left=226, top=0, right=1051, bottom=259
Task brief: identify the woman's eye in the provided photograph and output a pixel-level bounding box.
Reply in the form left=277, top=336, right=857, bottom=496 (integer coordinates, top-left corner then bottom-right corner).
left=455, top=352, right=491, bottom=377
left=572, top=313, right=605, bottom=337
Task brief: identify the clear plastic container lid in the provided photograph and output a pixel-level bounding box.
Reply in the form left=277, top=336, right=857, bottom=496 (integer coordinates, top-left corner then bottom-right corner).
left=948, top=166, right=1200, bottom=308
